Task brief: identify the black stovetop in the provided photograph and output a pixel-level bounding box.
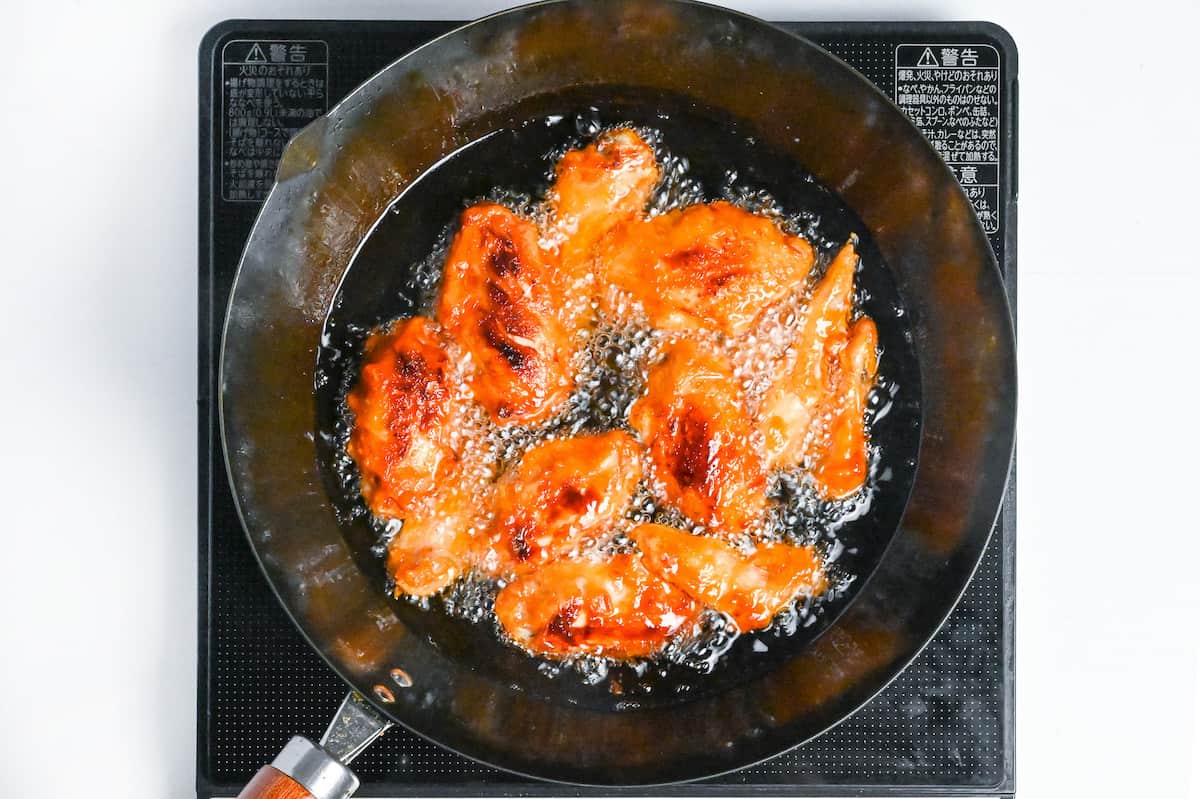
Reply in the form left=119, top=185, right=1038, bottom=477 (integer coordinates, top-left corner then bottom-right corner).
left=199, top=19, right=1017, bottom=798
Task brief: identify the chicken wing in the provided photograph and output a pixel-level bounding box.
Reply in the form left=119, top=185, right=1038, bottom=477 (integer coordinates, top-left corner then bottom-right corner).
left=484, top=431, right=644, bottom=576
left=601, top=201, right=815, bottom=337
left=494, top=554, right=701, bottom=659
left=760, top=239, right=859, bottom=470
left=631, top=523, right=826, bottom=632
left=437, top=203, right=573, bottom=425
left=347, top=316, right=459, bottom=519
left=548, top=128, right=659, bottom=291
left=387, top=487, right=483, bottom=598
left=809, top=316, right=879, bottom=499
left=630, top=340, right=767, bottom=537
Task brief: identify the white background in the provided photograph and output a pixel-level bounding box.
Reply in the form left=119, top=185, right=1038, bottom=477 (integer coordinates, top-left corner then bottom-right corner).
left=2, top=0, right=1198, bottom=796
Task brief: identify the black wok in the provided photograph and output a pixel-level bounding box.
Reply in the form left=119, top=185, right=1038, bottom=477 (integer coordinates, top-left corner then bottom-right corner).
left=219, top=0, right=1016, bottom=794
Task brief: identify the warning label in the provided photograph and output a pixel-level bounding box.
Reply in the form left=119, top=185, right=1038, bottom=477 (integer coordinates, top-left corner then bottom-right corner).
left=894, top=44, right=1001, bottom=234
left=220, top=40, right=329, bottom=203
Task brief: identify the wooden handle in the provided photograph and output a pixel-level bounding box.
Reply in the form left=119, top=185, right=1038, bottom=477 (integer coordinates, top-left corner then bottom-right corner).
left=234, top=737, right=359, bottom=799
left=237, top=765, right=316, bottom=799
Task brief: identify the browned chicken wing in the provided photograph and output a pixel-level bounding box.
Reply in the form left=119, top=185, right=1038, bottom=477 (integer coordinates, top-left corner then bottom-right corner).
left=346, top=317, right=487, bottom=598
left=601, top=201, right=815, bottom=337
left=437, top=203, right=573, bottom=425
left=347, top=317, right=459, bottom=519
left=630, top=340, right=767, bottom=537
left=484, top=431, right=644, bottom=576
left=810, top=317, right=879, bottom=499
left=547, top=128, right=659, bottom=291
left=494, top=554, right=701, bottom=659
left=632, top=523, right=826, bottom=632
left=387, top=487, right=483, bottom=598
left=760, top=240, right=859, bottom=470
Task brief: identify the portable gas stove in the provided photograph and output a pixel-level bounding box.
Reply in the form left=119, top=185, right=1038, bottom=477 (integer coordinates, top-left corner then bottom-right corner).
left=198, top=17, right=1017, bottom=798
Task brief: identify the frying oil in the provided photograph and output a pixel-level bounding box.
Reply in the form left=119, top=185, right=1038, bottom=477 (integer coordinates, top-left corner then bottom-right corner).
left=317, top=103, right=918, bottom=694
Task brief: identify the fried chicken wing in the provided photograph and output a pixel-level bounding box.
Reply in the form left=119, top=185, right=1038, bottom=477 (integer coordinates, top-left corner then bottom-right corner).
left=810, top=317, right=879, bottom=499
left=630, top=340, right=767, bottom=537
left=437, top=203, right=573, bottom=425
left=601, top=201, right=815, bottom=337
left=484, top=431, right=644, bottom=576
left=347, top=317, right=459, bottom=519
left=494, top=554, right=701, bottom=659
left=760, top=239, right=859, bottom=470
left=631, top=523, right=826, bottom=632
left=548, top=128, right=659, bottom=289
left=386, top=487, right=483, bottom=598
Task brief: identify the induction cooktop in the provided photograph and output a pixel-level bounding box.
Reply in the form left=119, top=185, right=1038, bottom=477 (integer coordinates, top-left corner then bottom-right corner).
left=198, top=18, right=1017, bottom=798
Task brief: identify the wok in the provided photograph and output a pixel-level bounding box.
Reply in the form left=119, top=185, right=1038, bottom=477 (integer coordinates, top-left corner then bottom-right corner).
left=219, top=1, right=1017, bottom=796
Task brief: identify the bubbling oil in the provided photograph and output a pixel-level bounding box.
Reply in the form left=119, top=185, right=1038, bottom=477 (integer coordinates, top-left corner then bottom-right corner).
left=316, top=98, right=920, bottom=700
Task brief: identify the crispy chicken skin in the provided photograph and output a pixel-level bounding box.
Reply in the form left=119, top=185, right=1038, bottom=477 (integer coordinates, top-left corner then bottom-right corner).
left=548, top=128, right=659, bottom=290
left=494, top=554, right=701, bottom=659
left=437, top=203, right=573, bottom=425
left=601, top=201, right=815, bottom=337
left=387, top=488, right=481, bottom=598
left=346, top=317, right=458, bottom=519
left=760, top=240, right=859, bottom=471
left=630, top=340, right=767, bottom=537
left=484, top=431, right=644, bottom=576
left=631, top=523, right=826, bottom=632
left=810, top=317, right=879, bottom=499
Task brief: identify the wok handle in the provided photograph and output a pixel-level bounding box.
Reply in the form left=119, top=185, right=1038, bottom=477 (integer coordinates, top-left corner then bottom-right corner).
left=236, top=736, right=359, bottom=799
left=237, top=766, right=316, bottom=799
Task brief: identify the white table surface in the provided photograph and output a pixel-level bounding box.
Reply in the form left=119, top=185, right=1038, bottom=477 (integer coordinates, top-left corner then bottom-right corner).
left=2, top=0, right=1198, bottom=796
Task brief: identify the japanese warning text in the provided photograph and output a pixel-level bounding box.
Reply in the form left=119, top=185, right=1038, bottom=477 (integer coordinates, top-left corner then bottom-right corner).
left=894, top=44, right=1001, bottom=234
left=221, top=40, right=329, bottom=203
